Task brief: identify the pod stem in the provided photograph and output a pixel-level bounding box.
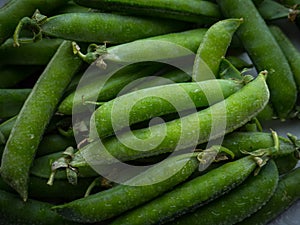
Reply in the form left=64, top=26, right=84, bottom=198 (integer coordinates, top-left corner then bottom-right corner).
left=72, top=42, right=108, bottom=68
left=47, top=147, right=78, bottom=186
left=13, top=9, right=47, bottom=47
left=196, top=146, right=234, bottom=171
left=241, top=130, right=279, bottom=175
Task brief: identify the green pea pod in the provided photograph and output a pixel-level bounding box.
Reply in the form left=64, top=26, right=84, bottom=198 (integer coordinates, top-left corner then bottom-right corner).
left=238, top=167, right=300, bottom=225
left=72, top=72, right=269, bottom=166
left=0, top=65, right=42, bottom=88
left=0, top=0, right=68, bottom=44
left=168, top=160, right=279, bottom=225
left=58, top=62, right=163, bottom=115
left=269, top=25, right=300, bottom=92
left=0, top=89, right=31, bottom=118
left=0, top=189, right=78, bottom=225
left=0, top=41, right=82, bottom=201
left=257, top=0, right=298, bottom=20
left=220, top=131, right=296, bottom=158
left=0, top=175, right=95, bottom=202
left=52, top=152, right=203, bottom=223
left=73, top=0, right=221, bottom=24
left=109, top=152, right=274, bottom=225
left=90, top=79, right=243, bottom=139
left=193, top=18, right=243, bottom=80
left=216, top=0, right=297, bottom=119
left=0, top=38, right=63, bottom=65
left=13, top=10, right=189, bottom=45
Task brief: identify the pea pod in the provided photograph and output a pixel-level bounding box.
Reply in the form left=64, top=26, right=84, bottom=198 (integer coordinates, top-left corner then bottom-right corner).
left=109, top=151, right=275, bottom=225
left=193, top=18, right=243, bottom=79
left=0, top=0, right=68, bottom=44
left=71, top=72, right=269, bottom=168
left=269, top=25, right=300, bottom=91
left=169, top=160, right=279, bottom=225
left=238, top=166, right=300, bottom=225
left=0, top=38, right=63, bottom=65
left=0, top=88, right=31, bottom=118
left=73, top=0, right=221, bottom=24
left=0, top=175, right=95, bottom=202
left=52, top=152, right=204, bottom=223
left=257, top=0, right=298, bottom=20
left=216, top=0, right=297, bottom=119
left=58, top=62, right=163, bottom=115
left=0, top=41, right=82, bottom=201
left=0, top=189, right=77, bottom=225
left=13, top=10, right=189, bottom=45
left=90, top=79, right=243, bottom=139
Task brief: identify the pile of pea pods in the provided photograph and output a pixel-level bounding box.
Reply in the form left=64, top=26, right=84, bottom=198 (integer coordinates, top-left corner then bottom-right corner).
left=1, top=0, right=300, bottom=224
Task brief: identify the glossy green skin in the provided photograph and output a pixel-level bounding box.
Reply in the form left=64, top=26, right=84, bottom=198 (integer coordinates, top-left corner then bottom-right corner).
left=270, top=25, right=300, bottom=91
left=40, top=12, right=189, bottom=43
left=169, top=160, right=279, bottom=225
left=53, top=153, right=200, bottom=223
left=73, top=0, right=221, bottom=24
left=0, top=189, right=77, bottom=225
left=90, top=79, right=243, bottom=139
left=0, top=65, right=42, bottom=88
left=58, top=63, right=163, bottom=115
left=0, top=0, right=68, bottom=44
left=217, top=0, right=297, bottom=119
left=0, top=175, right=94, bottom=201
left=73, top=73, right=269, bottom=165
left=193, top=18, right=243, bottom=78
left=0, top=38, right=63, bottom=65
left=238, top=167, right=300, bottom=225
left=0, top=88, right=31, bottom=118
left=110, top=155, right=259, bottom=225
left=0, top=41, right=82, bottom=201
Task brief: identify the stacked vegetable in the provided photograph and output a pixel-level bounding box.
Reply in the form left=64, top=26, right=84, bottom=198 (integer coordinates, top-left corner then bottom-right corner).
left=1, top=0, right=300, bottom=224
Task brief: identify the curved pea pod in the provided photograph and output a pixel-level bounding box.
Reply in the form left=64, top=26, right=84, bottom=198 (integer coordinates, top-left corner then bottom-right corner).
left=193, top=18, right=243, bottom=80
left=109, top=151, right=276, bottom=225
left=0, top=189, right=78, bottom=225
left=0, top=41, right=82, bottom=201
left=0, top=38, right=63, bottom=65
left=13, top=10, right=189, bottom=46
left=0, top=0, right=68, bottom=44
left=52, top=152, right=204, bottom=223
left=0, top=89, right=31, bottom=118
left=269, top=25, right=300, bottom=92
left=217, top=0, right=297, bottom=119
left=90, top=79, right=243, bottom=139
left=238, top=167, right=300, bottom=225
left=73, top=0, right=221, bottom=24
left=72, top=72, right=269, bottom=167
left=169, top=160, right=279, bottom=225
